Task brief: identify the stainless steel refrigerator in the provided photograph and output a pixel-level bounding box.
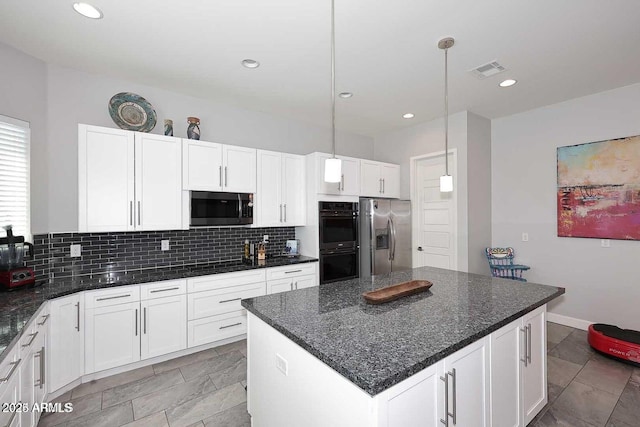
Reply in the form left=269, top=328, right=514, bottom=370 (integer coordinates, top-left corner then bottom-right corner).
left=359, top=198, right=412, bottom=276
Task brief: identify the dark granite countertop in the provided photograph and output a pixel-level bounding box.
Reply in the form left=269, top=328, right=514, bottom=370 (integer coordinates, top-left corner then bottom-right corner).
left=241, top=266, right=565, bottom=396
left=0, top=256, right=317, bottom=363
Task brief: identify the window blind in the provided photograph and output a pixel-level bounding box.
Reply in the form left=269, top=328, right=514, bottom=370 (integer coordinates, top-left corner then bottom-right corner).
left=0, top=115, right=30, bottom=239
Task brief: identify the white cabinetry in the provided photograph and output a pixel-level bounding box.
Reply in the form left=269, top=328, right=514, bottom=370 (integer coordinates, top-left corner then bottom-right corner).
left=79, top=124, right=182, bottom=232
left=182, top=140, right=256, bottom=193
left=266, top=263, right=317, bottom=295
left=313, top=153, right=360, bottom=196
left=360, top=160, right=400, bottom=198
left=0, top=346, right=20, bottom=427
left=256, top=150, right=305, bottom=227
left=187, top=270, right=266, bottom=348
left=49, top=294, right=84, bottom=392
left=490, top=305, right=547, bottom=427
left=84, top=281, right=188, bottom=373
left=19, top=306, right=48, bottom=427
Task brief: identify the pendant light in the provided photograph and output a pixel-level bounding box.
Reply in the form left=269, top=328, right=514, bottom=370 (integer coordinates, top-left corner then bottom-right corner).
left=324, top=0, right=342, bottom=183
left=438, top=37, right=454, bottom=192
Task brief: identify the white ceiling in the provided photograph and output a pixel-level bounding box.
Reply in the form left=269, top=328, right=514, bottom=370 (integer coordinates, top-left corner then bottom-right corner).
left=1, top=0, right=640, bottom=137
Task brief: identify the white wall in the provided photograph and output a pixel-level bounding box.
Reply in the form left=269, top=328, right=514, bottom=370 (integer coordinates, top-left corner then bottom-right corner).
left=42, top=64, right=373, bottom=232
left=0, top=42, right=48, bottom=234
left=492, top=83, right=640, bottom=330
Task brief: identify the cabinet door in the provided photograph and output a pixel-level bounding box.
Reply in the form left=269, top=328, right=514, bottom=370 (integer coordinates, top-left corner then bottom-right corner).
left=360, top=161, right=382, bottom=197
left=49, top=294, right=84, bottom=393
left=317, top=153, right=342, bottom=195
left=267, top=278, right=295, bottom=295
left=135, top=133, right=182, bottom=231
left=85, top=302, right=140, bottom=374
left=523, top=306, right=547, bottom=425
left=183, top=140, right=223, bottom=191
left=339, top=157, right=361, bottom=196
left=33, top=331, right=46, bottom=426
left=79, top=124, right=135, bottom=232
left=381, top=164, right=400, bottom=198
left=256, top=150, right=282, bottom=227
left=20, top=345, right=35, bottom=427
left=0, top=372, right=19, bottom=427
left=490, top=319, right=523, bottom=427
left=223, top=145, right=257, bottom=193
left=294, top=275, right=317, bottom=290
left=141, top=295, right=187, bottom=360
left=282, top=153, right=306, bottom=226
left=441, top=337, right=490, bottom=427
left=383, top=363, right=440, bottom=427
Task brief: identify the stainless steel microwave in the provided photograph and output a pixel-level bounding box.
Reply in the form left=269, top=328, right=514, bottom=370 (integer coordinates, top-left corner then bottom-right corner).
left=190, top=192, right=253, bottom=226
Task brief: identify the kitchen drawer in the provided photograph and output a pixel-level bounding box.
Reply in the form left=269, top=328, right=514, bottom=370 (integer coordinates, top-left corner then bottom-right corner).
left=0, top=344, right=20, bottom=386
left=18, top=321, right=39, bottom=359
left=188, top=310, right=247, bottom=348
left=35, top=303, right=51, bottom=331
left=85, top=285, right=140, bottom=309
left=188, top=282, right=265, bottom=320
left=266, top=263, right=316, bottom=280
left=140, top=279, right=186, bottom=300
left=187, top=269, right=266, bottom=293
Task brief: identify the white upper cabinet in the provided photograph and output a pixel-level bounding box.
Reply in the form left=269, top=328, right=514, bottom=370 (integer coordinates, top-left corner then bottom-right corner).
left=256, top=150, right=305, bottom=227
left=315, top=153, right=361, bottom=196
left=182, top=140, right=256, bottom=193
left=79, top=124, right=182, bottom=232
left=182, top=140, right=224, bottom=191
left=360, top=160, right=400, bottom=198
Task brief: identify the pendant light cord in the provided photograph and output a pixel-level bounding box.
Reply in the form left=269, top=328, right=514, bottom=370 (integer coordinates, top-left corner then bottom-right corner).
left=331, top=0, right=336, bottom=159
left=444, top=46, right=449, bottom=176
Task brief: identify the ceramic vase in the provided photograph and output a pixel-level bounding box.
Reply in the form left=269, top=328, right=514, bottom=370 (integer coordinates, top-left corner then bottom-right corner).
left=187, top=117, right=201, bottom=140
left=164, top=119, right=173, bottom=136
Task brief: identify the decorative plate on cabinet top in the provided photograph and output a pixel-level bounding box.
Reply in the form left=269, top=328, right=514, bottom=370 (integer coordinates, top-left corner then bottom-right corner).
left=108, top=92, right=157, bottom=132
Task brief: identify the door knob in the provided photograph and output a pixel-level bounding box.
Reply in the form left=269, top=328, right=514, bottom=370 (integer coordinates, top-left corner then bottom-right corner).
left=417, top=247, right=424, bottom=251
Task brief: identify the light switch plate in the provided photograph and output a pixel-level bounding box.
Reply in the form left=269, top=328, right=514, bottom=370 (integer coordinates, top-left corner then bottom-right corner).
left=601, top=239, right=610, bottom=248
left=263, top=235, right=269, bottom=242
left=161, top=240, right=170, bottom=251
left=522, top=232, right=529, bottom=242
left=70, top=244, right=82, bottom=257
left=276, top=353, right=288, bottom=376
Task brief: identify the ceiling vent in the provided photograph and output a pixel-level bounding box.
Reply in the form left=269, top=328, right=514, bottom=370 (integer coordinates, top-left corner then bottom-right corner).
left=470, top=61, right=506, bottom=79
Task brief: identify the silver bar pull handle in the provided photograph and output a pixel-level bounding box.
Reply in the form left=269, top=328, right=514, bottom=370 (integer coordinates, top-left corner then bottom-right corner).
left=284, top=204, right=287, bottom=222
left=341, top=174, right=345, bottom=191
left=290, top=282, right=293, bottom=291
left=150, top=287, right=180, bottom=294
left=280, top=204, right=282, bottom=223
left=138, top=201, right=141, bottom=226
left=219, top=165, right=222, bottom=187
left=440, top=374, right=449, bottom=426
left=520, top=327, right=527, bottom=366
left=224, top=166, right=228, bottom=187
left=143, top=307, right=147, bottom=334
left=96, top=294, right=131, bottom=301
left=40, top=346, right=45, bottom=389
left=379, top=178, right=382, bottom=193
left=294, top=281, right=298, bottom=290
left=135, top=309, right=138, bottom=336
left=219, top=297, right=242, bottom=304
left=130, top=201, right=133, bottom=226
left=285, top=270, right=302, bottom=274
left=527, top=324, right=532, bottom=363
left=219, top=322, right=242, bottom=330
left=382, top=178, right=385, bottom=193
left=22, top=331, right=38, bottom=348
left=450, top=368, right=457, bottom=425
left=5, top=410, right=17, bottom=426
left=0, top=359, right=21, bottom=383
left=37, top=314, right=50, bottom=325
left=75, top=302, right=80, bottom=331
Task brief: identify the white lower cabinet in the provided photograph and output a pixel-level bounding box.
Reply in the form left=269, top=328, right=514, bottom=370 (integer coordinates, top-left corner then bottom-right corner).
left=188, top=310, right=248, bottom=347
left=141, top=294, right=187, bottom=360
left=382, top=363, right=440, bottom=427
left=266, top=263, right=318, bottom=295
left=0, top=372, right=19, bottom=427
left=491, top=305, right=547, bottom=427
left=49, top=294, right=84, bottom=392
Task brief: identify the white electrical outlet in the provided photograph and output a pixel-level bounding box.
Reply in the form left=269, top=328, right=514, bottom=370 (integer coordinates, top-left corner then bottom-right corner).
left=70, top=244, right=82, bottom=257
left=601, top=239, right=611, bottom=248
left=522, top=232, right=529, bottom=242
left=276, top=353, right=288, bottom=376
left=161, top=240, right=170, bottom=251
left=263, top=234, right=269, bottom=242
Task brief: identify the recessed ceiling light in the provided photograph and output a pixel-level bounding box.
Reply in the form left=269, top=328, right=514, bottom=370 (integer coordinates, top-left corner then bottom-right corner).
left=241, top=59, right=260, bottom=69
left=339, top=92, right=353, bottom=98
left=403, top=113, right=415, bottom=119
left=72, top=2, right=103, bottom=19
left=499, top=79, right=517, bottom=88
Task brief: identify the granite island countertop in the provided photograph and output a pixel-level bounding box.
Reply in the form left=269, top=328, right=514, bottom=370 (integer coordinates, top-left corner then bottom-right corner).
left=0, top=256, right=317, bottom=363
left=241, top=266, right=565, bottom=396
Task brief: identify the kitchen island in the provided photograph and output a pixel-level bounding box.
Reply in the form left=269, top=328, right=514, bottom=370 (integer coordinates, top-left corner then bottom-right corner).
left=241, top=266, right=564, bottom=427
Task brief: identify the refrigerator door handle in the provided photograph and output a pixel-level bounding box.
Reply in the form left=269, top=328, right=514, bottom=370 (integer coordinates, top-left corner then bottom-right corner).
left=389, top=216, right=397, bottom=261
left=387, top=219, right=392, bottom=261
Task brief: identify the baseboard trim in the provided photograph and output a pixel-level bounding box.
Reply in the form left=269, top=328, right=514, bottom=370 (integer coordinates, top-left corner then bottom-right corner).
left=547, top=312, right=592, bottom=330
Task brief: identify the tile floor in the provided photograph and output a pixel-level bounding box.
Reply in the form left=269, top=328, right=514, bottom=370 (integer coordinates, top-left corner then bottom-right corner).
left=39, top=323, right=640, bottom=427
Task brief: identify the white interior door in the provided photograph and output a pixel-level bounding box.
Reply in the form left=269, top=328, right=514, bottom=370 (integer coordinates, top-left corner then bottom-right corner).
left=413, top=153, right=456, bottom=269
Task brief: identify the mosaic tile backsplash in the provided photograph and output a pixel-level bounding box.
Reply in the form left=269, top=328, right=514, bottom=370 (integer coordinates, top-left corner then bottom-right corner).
left=27, top=227, right=295, bottom=281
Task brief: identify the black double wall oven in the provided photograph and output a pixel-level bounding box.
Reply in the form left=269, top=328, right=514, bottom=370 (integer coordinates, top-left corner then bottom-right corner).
left=318, top=201, right=359, bottom=284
